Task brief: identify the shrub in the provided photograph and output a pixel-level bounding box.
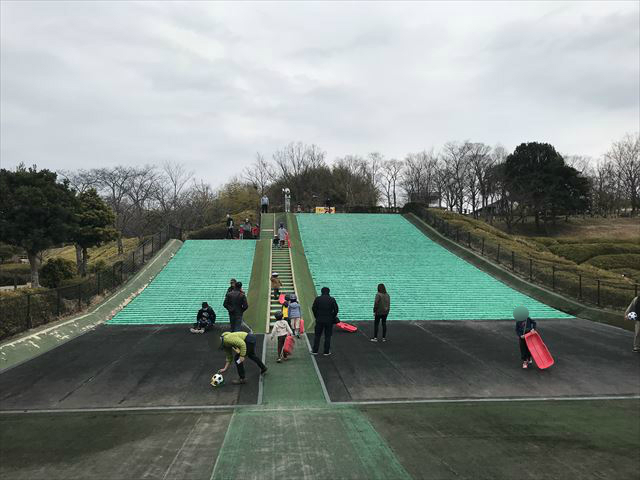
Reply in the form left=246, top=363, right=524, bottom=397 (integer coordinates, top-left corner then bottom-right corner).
left=585, top=254, right=640, bottom=271
left=0, top=263, right=31, bottom=286
left=549, top=243, right=640, bottom=264
left=188, top=223, right=227, bottom=240
left=40, top=258, right=76, bottom=288
left=89, top=259, right=108, bottom=273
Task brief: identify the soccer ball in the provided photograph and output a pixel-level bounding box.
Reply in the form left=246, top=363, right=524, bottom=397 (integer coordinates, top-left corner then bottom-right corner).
left=211, top=373, right=224, bottom=387
left=628, top=312, right=638, bottom=321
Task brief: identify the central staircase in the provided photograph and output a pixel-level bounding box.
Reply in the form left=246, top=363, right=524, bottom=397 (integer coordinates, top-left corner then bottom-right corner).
left=270, top=242, right=295, bottom=324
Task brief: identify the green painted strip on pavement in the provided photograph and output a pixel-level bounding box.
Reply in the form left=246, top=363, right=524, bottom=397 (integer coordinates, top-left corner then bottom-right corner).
left=286, top=213, right=318, bottom=329
left=260, top=334, right=327, bottom=407
left=211, top=406, right=411, bottom=480
left=245, top=239, right=270, bottom=333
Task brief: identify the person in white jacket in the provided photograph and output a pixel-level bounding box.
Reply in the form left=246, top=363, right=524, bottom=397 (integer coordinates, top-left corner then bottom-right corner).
left=270, top=311, right=293, bottom=362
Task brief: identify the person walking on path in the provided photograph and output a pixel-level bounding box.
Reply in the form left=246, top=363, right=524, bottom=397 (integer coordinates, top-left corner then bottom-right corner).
left=370, top=284, right=390, bottom=342
left=514, top=306, right=537, bottom=369
left=226, top=214, right=234, bottom=239
left=271, top=272, right=282, bottom=300
left=311, top=287, right=339, bottom=355
left=261, top=195, right=269, bottom=213
left=223, top=282, right=248, bottom=332
left=270, top=311, right=293, bottom=362
left=191, top=301, right=216, bottom=334
left=287, top=294, right=303, bottom=338
left=217, top=331, right=267, bottom=384
left=227, top=278, right=237, bottom=293
left=625, top=296, right=640, bottom=352
left=278, top=223, right=288, bottom=248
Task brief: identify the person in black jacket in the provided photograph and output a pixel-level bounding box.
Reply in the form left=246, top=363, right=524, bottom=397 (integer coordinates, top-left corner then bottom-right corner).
left=224, top=282, right=248, bottom=332
left=311, top=286, right=339, bottom=355
left=190, top=302, right=216, bottom=334
left=226, top=214, right=234, bottom=239
left=514, top=306, right=537, bottom=369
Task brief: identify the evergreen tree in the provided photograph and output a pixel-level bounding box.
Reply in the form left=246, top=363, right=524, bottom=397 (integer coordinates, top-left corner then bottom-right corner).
left=72, top=189, right=118, bottom=276
left=0, top=165, right=77, bottom=287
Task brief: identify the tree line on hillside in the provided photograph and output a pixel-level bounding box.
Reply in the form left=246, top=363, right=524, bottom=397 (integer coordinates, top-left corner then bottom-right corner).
left=247, top=133, right=638, bottom=231
left=1, top=133, right=637, bottom=288
left=0, top=166, right=117, bottom=287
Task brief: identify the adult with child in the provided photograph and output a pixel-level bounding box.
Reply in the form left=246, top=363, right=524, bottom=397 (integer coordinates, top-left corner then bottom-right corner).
left=370, top=283, right=390, bottom=342
left=217, top=331, right=267, bottom=384
left=223, top=281, right=248, bottom=332
left=514, top=306, right=537, bottom=369
left=190, top=301, right=216, bottom=334
left=624, top=296, right=640, bottom=352
left=311, top=287, right=339, bottom=356
left=270, top=311, right=293, bottom=362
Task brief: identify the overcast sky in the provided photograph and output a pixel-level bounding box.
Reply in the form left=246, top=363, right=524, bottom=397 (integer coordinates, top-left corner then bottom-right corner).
left=1, top=1, right=638, bottom=188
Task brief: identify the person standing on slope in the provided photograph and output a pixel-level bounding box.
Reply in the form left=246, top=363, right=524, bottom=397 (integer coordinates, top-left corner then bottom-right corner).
left=223, top=282, right=248, bottom=332
left=370, top=283, right=390, bottom=342
left=226, top=214, right=234, bottom=239
left=311, top=287, right=339, bottom=356
left=514, top=306, right=537, bottom=369
left=261, top=195, right=269, bottom=213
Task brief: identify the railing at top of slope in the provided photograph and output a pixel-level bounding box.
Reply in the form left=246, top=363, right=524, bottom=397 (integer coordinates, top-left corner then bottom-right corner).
left=409, top=206, right=637, bottom=312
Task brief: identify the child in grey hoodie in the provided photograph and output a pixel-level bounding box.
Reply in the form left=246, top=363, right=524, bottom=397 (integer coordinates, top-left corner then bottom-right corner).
left=287, top=294, right=303, bottom=338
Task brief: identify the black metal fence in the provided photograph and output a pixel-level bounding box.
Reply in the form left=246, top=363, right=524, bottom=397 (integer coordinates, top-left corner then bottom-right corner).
left=0, top=225, right=182, bottom=341
left=410, top=207, right=637, bottom=312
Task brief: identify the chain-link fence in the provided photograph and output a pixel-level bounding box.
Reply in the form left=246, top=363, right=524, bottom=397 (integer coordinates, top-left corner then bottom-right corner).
left=409, top=207, right=637, bottom=312
left=0, top=225, right=182, bottom=340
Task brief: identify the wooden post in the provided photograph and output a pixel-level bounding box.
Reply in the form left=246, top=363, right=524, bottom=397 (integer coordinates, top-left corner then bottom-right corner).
left=552, top=265, right=556, bottom=291
left=481, top=238, right=485, bottom=256
left=78, top=283, right=82, bottom=309
left=497, top=244, right=500, bottom=263
left=597, top=280, right=600, bottom=306
left=529, top=259, right=533, bottom=281
left=511, top=251, right=515, bottom=271
left=57, top=289, right=61, bottom=316
left=467, top=232, right=471, bottom=248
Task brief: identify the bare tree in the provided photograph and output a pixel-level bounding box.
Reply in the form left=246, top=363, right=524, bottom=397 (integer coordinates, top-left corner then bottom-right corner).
left=92, top=166, right=136, bottom=253
left=466, top=143, right=492, bottom=216
left=380, top=160, right=404, bottom=208
left=606, top=132, right=640, bottom=215
left=442, top=141, right=473, bottom=213
left=243, top=152, right=274, bottom=196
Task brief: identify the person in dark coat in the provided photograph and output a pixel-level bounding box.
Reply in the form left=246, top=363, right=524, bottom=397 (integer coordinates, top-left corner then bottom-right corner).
left=514, top=306, right=537, bottom=369
left=190, top=301, right=216, bottom=333
left=370, top=283, right=390, bottom=342
left=311, top=286, right=339, bottom=355
left=226, top=214, right=234, bottom=239
left=223, top=282, right=248, bottom=332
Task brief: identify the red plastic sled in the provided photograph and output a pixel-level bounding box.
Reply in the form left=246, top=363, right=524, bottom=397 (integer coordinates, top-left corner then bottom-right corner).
left=336, top=322, right=357, bottom=332
left=278, top=294, right=285, bottom=304
left=299, top=318, right=304, bottom=334
left=524, top=331, right=554, bottom=369
left=283, top=335, right=295, bottom=355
